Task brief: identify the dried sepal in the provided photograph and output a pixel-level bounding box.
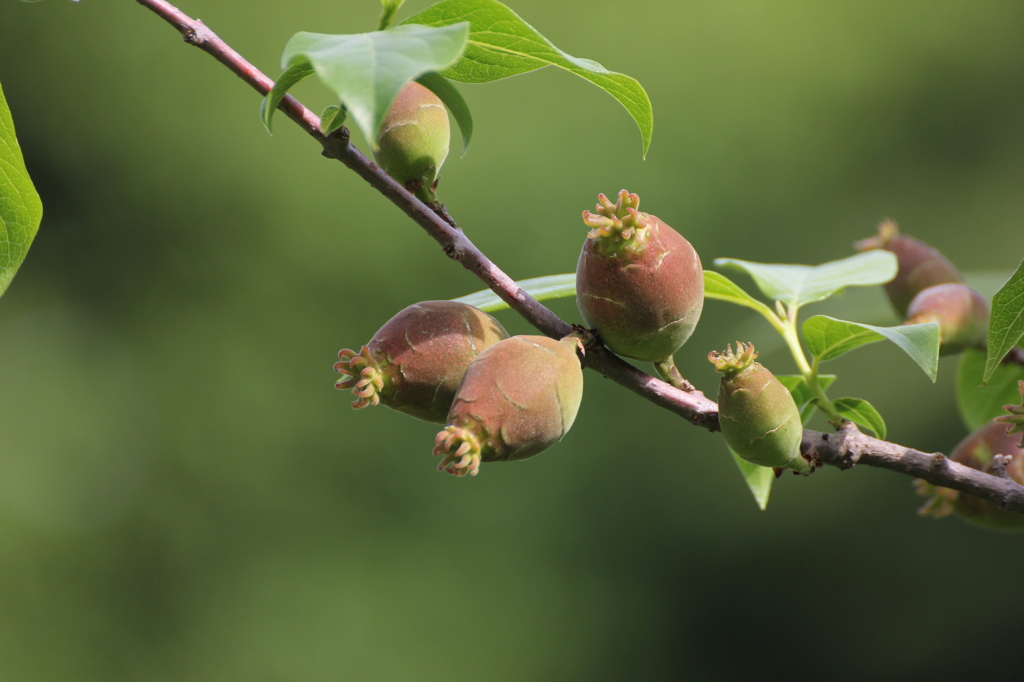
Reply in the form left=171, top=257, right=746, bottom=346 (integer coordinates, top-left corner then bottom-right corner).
left=581, top=190, right=649, bottom=253
left=433, top=425, right=483, bottom=477
left=914, top=479, right=957, bottom=518
left=334, top=345, right=386, bottom=409
left=708, top=341, right=759, bottom=375
left=995, top=380, right=1024, bottom=448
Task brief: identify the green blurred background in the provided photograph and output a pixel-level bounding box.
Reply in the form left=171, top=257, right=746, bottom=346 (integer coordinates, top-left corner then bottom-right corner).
left=1, top=1, right=1023, bottom=679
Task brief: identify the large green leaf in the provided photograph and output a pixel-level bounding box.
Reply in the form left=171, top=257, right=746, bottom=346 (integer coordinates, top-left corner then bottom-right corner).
left=452, top=273, right=576, bottom=312
left=802, top=315, right=940, bottom=382
left=403, top=0, right=653, bottom=157
left=0, top=82, right=43, bottom=299
left=703, top=270, right=779, bottom=324
left=714, top=251, right=898, bottom=311
left=263, top=23, right=470, bottom=149
left=833, top=397, right=887, bottom=439
left=983, top=257, right=1024, bottom=384
left=730, top=449, right=774, bottom=511
left=957, top=348, right=1024, bottom=431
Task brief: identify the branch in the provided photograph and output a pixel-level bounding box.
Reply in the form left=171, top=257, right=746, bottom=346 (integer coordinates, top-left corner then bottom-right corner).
left=136, top=0, right=1024, bottom=514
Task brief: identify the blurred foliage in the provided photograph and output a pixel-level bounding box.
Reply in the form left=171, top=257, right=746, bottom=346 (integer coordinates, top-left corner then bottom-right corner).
left=1, top=1, right=1024, bottom=680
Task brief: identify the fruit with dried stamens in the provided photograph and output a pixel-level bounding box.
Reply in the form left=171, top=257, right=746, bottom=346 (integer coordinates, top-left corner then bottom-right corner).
left=710, top=342, right=810, bottom=474
left=575, top=190, right=704, bottom=363
left=433, top=335, right=584, bottom=477
left=919, top=421, right=1024, bottom=531
left=335, top=301, right=508, bottom=423
left=854, top=219, right=962, bottom=317
left=373, top=81, right=450, bottom=203
left=905, top=283, right=989, bottom=356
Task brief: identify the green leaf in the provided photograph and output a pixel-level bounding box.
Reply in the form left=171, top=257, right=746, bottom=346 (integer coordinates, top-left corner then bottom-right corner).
left=957, top=348, right=1024, bottom=431
left=378, top=0, right=406, bottom=30
left=451, top=273, right=576, bottom=312
left=802, top=315, right=940, bottom=382
left=0, top=82, right=43, bottom=299
left=261, top=60, right=316, bottom=134
left=775, top=374, right=838, bottom=407
left=416, top=72, right=472, bottom=153
left=983, top=257, right=1024, bottom=384
left=319, top=105, right=347, bottom=136
left=267, top=23, right=470, bottom=147
left=403, top=0, right=653, bottom=157
left=714, top=251, right=898, bottom=311
left=703, top=270, right=779, bottom=323
left=730, top=448, right=774, bottom=511
left=833, top=397, right=887, bottom=439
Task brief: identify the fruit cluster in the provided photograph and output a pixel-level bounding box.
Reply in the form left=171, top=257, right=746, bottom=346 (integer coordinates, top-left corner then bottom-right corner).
left=345, top=87, right=1017, bottom=515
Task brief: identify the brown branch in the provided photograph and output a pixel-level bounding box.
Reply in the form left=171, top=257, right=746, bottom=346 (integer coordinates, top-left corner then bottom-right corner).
left=136, top=0, right=1024, bottom=514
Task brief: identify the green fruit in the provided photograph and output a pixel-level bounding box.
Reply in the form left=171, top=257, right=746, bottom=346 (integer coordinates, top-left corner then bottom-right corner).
left=373, top=81, right=450, bottom=203
left=854, top=219, right=962, bottom=318
left=711, top=342, right=810, bottom=473
left=905, top=283, right=989, bottom=356
left=434, top=335, right=584, bottom=477
left=335, top=301, right=508, bottom=423
left=575, top=190, right=704, bottom=363
left=947, top=421, right=1024, bottom=531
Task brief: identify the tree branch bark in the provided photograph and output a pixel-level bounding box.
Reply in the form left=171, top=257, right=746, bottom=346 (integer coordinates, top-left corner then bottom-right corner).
left=136, top=0, right=1024, bottom=514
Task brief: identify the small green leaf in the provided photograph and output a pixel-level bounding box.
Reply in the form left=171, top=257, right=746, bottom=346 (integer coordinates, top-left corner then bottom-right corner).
left=703, top=270, right=779, bottom=324
left=416, top=72, right=472, bottom=153
left=802, top=315, right=940, bottom=382
left=378, top=0, right=406, bottom=31
left=775, top=374, right=838, bottom=407
left=452, top=273, right=576, bottom=312
left=983, top=257, right=1024, bottom=384
left=957, top=348, right=1024, bottom=431
left=270, top=23, right=470, bottom=147
left=403, top=0, right=653, bottom=157
left=833, top=397, right=887, bottom=439
left=714, top=251, right=898, bottom=311
left=730, top=448, right=774, bottom=511
left=319, top=105, right=347, bottom=136
left=0, top=82, right=43, bottom=299
left=261, top=60, right=316, bottom=134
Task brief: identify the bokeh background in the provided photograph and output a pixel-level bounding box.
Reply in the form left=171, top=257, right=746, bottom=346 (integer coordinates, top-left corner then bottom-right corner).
left=1, top=1, right=1023, bottom=680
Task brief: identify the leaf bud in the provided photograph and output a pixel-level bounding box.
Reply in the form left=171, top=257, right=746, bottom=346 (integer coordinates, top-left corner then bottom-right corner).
left=575, top=190, right=704, bottom=362
left=905, top=283, right=989, bottom=356
left=854, top=219, right=962, bottom=317
left=433, top=335, right=584, bottom=477
left=710, top=342, right=810, bottom=473
left=335, top=301, right=508, bottom=423
left=373, top=81, right=450, bottom=203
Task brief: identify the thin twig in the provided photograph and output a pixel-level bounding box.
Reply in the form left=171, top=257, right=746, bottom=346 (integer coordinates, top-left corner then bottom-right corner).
left=136, top=0, right=1024, bottom=513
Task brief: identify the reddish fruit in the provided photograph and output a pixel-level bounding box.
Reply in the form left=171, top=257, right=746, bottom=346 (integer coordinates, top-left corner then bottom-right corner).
left=925, top=422, right=1024, bottom=531
left=575, top=190, right=704, bottom=363
left=433, top=335, right=584, bottom=477
left=710, top=342, right=810, bottom=473
left=335, top=301, right=508, bottom=423
left=905, top=283, right=989, bottom=356
left=373, top=81, right=450, bottom=203
left=854, top=219, right=962, bottom=317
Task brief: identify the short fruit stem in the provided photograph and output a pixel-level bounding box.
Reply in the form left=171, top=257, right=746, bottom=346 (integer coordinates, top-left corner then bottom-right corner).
left=654, top=356, right=695, bottom=392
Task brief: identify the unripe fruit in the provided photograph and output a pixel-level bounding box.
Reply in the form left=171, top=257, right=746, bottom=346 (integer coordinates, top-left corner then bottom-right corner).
left=905, top=283, right=989, bottom=356
left=710, top=342, right=810, bottom=474
left=854, top=219, right=962, bottom=317
left=947, top=422, right=1024, bottom=531
left=434, top=335, right=584, bottom=477
left=575, top=190, right=704, bottom=362
left=335, top=301, right=508, bottom=423
left=373, top=81, right=450, bottom=203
